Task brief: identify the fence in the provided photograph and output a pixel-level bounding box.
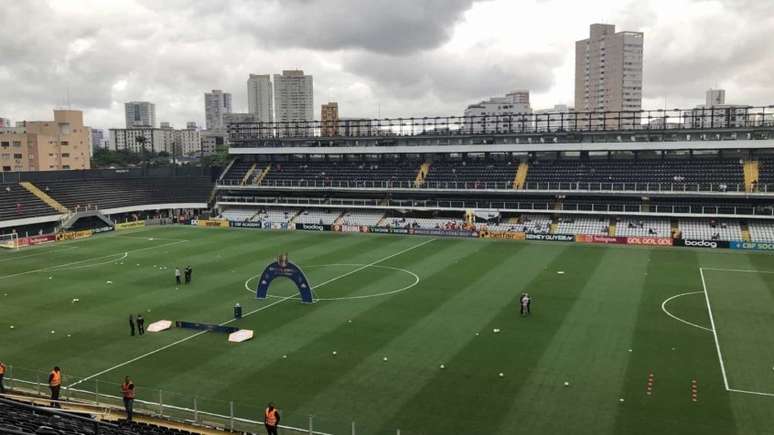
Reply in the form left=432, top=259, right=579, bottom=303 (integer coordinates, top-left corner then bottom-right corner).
left=3, top=365, right=404, bottom=434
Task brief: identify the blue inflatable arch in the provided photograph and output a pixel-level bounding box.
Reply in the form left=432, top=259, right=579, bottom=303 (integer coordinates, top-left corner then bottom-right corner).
left=255, top=254, right=314, bottom=303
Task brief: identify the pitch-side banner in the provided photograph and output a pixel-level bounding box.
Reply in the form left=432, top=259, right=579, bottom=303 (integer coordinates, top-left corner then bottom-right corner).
left=729, top=241, right=774, bottom=251
left=526, top=233, right=575, bottom=242
left=625, top=236, right=673, bottom=246
left=576, top=234, right=627, bottom=244
left=674, top=239, right=729, bottom=249
left=197, top=218, right=229, bottom=228
left=295, top=223, right=331, bottom=231
left=115, top=220, right=145, bottom=231
left=56, top=230, right=93, bottom=241
left=480, top=230, right=526, bottom=241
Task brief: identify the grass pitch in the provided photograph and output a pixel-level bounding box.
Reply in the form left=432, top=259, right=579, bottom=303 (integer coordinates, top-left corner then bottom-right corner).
left=2, top=226, right=774, bottom=434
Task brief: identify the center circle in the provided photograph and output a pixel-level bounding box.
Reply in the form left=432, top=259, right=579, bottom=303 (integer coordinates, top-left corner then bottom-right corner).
left=243, top=263, right=420, bottom=301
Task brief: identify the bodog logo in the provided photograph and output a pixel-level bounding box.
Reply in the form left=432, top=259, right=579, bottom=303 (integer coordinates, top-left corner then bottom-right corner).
left=684, top=240, right=718, bottom=249
left=626, top=237, right=672, bottom=246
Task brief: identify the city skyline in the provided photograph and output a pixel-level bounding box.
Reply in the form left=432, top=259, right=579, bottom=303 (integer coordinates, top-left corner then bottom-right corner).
left=1, top=0, right=772, bottom=129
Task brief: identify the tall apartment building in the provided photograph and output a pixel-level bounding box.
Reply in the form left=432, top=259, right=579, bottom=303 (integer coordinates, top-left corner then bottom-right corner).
left=274, top=70, right=313, bottom=127
left=204, top=90, right=233, bottom=130
left=0, top=110, right=91, bottom=172
left=463, top=90, right=532, bottom=134
left=321, top=102, right=339, bottom=136
left=124, top=101, right=156, bottom=128
left=575, top=24, right=643, bottom=128
left=247, top=74, right=274, bottom=123
left=682, top=89, right=752, bottom=129
left=0, top=118, right=11, bottom=128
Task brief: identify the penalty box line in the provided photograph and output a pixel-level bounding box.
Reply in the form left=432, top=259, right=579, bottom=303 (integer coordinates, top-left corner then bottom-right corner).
left=67, top=237, right=436, bottom=388
left=700, top=267, right=774, bottom=399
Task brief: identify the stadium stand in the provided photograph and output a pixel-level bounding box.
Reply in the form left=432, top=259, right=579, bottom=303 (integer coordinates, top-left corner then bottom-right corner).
left=524, top=158, right=745, bottom=190
left=220, top=208, right=257, bottom=222
left=518, top=214, right=552, bottom=234
left=679, top=219, right=743, bottom=241
left=748, top=221, right=774, bottom=242
left=220, top=159, right=255, bottom=184
left=258, top=160, right=419, bottom=186
left=555, top=216, right=610, bottom=235
left=384, top=217, right=467, bottom=229
left=339, top=210, right=385, bottom=226
left=295, top=209, right=342, bottom=225
left=423, top=160, right=516, bottom=187
left=0, top=184, right=59, bottom=220
left=615, top=218, right=672, bottom=237
left=39, top=177, right=212, bottom=210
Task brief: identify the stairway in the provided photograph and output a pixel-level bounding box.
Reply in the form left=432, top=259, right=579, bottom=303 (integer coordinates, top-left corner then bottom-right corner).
left=608, top=219, right=617, bottom=237
left=19, top=182, right=69, bottom=213
left=670, top=219, right=681, bottom=239
left=549, top=222, right=558, bottom=235
left=240, top=163, right=257, bottom=186
left=254, top=164, right=272, bottom=185
left=741, top=222, right=752, bottom=241
left=513, top=162, right=529, bottom=189
left=743, top=160, right=759, bottom=192
left=415, top=162, right=431, bottom=187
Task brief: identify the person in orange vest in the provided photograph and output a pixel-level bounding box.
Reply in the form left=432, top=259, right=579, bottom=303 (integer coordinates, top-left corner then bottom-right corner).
left=121, top=376, right=135, bottom=422
left=0, top=360, right=6, bottom=393
left=264, top=402, right=280, bottom=435
left=48, top=366, right=62, bottom=408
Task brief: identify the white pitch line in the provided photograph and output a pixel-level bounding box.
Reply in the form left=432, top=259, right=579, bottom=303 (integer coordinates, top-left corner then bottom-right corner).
left=728, top=388, right=774, bottom=398
left=66, top=296, right=293, bottom=388
left=68, top=237, right=436, bottom=387
left=700, top=267, right=731, bottom=391
left=700, top=267, right=774, bottom=274
left=0, top=246, right=78, bottom=263
left=0, top=239, right=188, bottom=280
left=661, top=291, right=713, bottom=332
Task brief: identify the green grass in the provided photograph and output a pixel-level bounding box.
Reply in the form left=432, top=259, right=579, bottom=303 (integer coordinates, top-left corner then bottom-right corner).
left=2, top=226, right=774, bottom=434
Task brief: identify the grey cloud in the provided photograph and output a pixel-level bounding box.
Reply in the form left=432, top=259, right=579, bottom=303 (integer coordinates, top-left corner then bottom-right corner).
left=145, top=0, right=485, bottom=55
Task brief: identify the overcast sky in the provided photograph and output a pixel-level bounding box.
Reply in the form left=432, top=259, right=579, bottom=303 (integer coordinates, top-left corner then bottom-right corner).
left=1, top=0, right=772, bottom=129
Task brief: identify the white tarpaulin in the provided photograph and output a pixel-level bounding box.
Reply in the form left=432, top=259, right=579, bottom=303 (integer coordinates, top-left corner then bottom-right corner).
left=228, top=329, right=254, bottom=343
left=146, top=320, right=172, bottom=333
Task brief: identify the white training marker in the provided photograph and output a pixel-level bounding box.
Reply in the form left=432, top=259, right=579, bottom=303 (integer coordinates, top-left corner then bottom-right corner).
left=493, top=328, right=501, bottom=333
left=332, top=351, right=337, bottom=356
left=383, top=357, right=388, bottom=361
left=628, top=349, right=632, bottom=352
left=9, top=325, right=14, bottom=329
left=48, top=276, right=52, bottom=280
left=557, top=271, right=565, bottom=274
left=67, top=334, right=71, bottom=338
left=282, top=355, right=287, bottom=359
left=50, top=330, right=55, bottom=334
left=499, top=372, right=504, bottom=377
left=619, top=398, right=625, bottom=403
left=440, top=364, right=445, bottom=369
left=106, top=281, right=113, bottom=284
left=564, top=381, right=570, bottom=387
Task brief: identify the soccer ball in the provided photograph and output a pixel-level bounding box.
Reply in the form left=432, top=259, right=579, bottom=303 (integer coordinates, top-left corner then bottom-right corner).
left=619, top=398, right=625, bottom=403
left=9, top=325, right=14, bottom=329
left=383, top=357, right=388, bottom=362
left=499, top=372, right=504, bottom=377
left=440, top=364, right=445, bottom=369
left=332, top=351, right=337, bottom=356
left=564, top=381, right=570, bottom=387
left=50, top=330, right=55, bottom=334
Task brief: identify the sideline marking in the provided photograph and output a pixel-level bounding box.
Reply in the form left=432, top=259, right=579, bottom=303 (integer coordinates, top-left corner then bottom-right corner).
left=700, top=267, right=730, bottom=391
left=660, top=291, right=712, bottom=332
left=67, top=238, right=435, bottom=387
left=243, top=263, right=420, bottom=301
left=701, top=267, right=774, bottom=274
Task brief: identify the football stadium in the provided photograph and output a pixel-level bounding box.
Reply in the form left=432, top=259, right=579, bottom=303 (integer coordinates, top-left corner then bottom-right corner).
left=3, top=3, right=774, bottom=434
left=3, top=108, right=774, bottom=434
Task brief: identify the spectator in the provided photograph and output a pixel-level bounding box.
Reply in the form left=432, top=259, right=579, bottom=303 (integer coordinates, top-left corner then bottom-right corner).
left=264, top=402, right=280, bottom=435
left=49, top=366, right=62, bottom=408
left=121, top=376, right=135, bottom=422
left=129, top=314, right=135, bottom=337
left=0, top=360, right=6, bottom=393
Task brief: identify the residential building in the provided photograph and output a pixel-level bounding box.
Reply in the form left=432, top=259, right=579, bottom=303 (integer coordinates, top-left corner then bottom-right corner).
left=682, top=89, right=753, bottom=129
left=204, top=90, right=233, bottom=130
left=90, top=128, right=109, bottom=150
left=321, top=102, right=339, bottom=136
left=338, top=118, right=376, bottom=137
left=186, top=121, right=199, bottom=130
left=200, top=129, right=228, bottom=156
left=109, top=128, right=166, bottom=153
left=0, top=110, right=91, bottom=172
left=274, top=70, right=313, bottom=136
left=176, top=126, right=201, bottom=157
left=247, top=74, right=274, bottom=123
left=534, top=104, right=575, bottom=131
left=575, top=23, right=644, bottom=128
left=0, top=118, right=11, bottom=128
left=124, top=101, right=156, bottom=128
left=463, top=90, right=532, bottom=134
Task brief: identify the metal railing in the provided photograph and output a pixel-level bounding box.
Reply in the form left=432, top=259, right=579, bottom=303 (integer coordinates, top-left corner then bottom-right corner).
left=216, top=196, right=774, bottom=218
left=225, top=106, right=774, bottom=144
left=3, top=365, right=398, bottom=434
left=217, top=178, right=773, bottom=194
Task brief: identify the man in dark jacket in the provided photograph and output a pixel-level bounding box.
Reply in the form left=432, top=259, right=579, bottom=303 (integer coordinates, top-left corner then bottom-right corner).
left=137, top=314, right=145, bottom=335
left=129, top=314, right=135, bottom=336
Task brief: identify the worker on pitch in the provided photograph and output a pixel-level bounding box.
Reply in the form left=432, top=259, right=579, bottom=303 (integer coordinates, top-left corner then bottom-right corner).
left=520, top=292, right=531, bottom=316
left=175, top=267, right=182, bottom=286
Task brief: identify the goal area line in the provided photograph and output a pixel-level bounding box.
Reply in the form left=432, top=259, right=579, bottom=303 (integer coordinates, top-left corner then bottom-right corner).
left=700, top=266, right=774, bottom=399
